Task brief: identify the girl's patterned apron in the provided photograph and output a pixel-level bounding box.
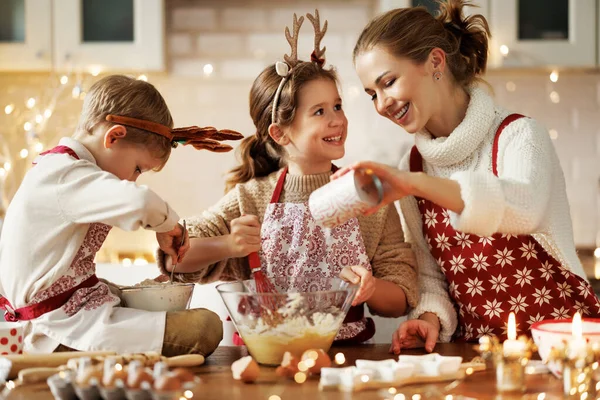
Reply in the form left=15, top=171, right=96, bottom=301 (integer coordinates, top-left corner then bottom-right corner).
left=410, top=114, right=600, bottom=341
left=258, top=167, right=376, bottom=343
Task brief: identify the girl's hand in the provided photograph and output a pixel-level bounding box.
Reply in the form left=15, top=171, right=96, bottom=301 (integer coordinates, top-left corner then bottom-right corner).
left=339, top=265, right=376, bottom=306
left=389, top=314, right=440, bottom=355
left=227, top=215, right=261, bottom=258
left=156, top=223, right=190, bottom=264
left=331, top=161, right=417, bottom=215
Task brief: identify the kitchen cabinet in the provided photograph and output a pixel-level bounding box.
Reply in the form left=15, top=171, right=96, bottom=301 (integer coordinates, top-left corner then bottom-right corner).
left=488, top=0, right=596, bottom=68
left=0, top=0, right=164, bottom=72
left=0, top=0, right=52, bottom=71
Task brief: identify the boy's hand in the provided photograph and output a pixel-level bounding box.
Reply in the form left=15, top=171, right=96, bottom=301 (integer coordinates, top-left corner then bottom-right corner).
left=156, top=223, right=189, bottom=264
left=389, top=314, right=440, bottom=355
left=339, top=265, right=376, bottom=306
left=227, top=215, right=261, bottom=258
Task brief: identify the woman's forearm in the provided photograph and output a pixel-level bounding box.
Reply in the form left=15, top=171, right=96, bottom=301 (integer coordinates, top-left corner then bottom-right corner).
left=366, top=278, right=408, bottom=318
left=411, top=172, right=464, bottom=214
left=166, top=236, right=233, bottom=273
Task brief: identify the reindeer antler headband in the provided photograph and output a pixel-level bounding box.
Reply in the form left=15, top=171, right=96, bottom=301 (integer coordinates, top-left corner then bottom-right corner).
left=105, top=115, right=244, bottom=153
left=271, top=10, right=329, bottom=124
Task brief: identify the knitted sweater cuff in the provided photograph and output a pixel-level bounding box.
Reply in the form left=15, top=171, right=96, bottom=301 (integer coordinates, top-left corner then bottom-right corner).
left=448, top=170, right=504, bottom=237
left=407, top=292, right=457, bottom=342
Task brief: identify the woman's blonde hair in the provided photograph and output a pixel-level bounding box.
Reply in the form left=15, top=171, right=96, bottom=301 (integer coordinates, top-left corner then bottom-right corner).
left=353, top=0, right=491, bottom=88
left=77, top=75, right=174, bottom=169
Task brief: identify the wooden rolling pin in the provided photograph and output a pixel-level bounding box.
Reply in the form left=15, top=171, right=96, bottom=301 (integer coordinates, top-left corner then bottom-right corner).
left=15, top=353, right=205, bottom=384
left=3, top=351, right=116, bottom=380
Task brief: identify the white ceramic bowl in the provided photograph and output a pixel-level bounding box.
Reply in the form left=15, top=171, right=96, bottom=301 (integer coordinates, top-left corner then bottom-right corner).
left=120, top=283, right=194, bottom=312
left=0, top=321, right=23, bottom=355
left=531, top=318, right=600, bottom=377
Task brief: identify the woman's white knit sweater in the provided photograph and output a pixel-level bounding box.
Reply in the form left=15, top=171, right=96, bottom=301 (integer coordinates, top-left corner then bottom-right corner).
left=399, top=87, right=584, bottom=342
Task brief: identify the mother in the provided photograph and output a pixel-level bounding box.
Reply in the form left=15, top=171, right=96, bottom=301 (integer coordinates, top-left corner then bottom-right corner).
left=339, top=0, right=600, bottom=353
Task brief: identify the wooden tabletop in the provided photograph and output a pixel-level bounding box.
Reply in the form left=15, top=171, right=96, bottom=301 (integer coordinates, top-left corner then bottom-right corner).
left=6, top=343, right=564, bottom=399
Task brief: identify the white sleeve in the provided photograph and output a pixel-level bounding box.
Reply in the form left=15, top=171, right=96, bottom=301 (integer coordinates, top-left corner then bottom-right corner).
left=55, top=161, right=179, bottom=232
left=400, top=197, right=458, bottom=342
left=449, top=117, right=553, bottom=237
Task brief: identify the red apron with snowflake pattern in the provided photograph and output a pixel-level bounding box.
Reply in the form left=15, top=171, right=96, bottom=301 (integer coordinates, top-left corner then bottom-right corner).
left=410, top=114, right=600, bottom=341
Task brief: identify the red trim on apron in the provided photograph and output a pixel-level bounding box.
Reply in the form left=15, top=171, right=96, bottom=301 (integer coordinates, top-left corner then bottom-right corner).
left=1, top=275, right=99, bottom=322
left=32, top=145, right=80, bottom=165
left=409, top=114, right=600, bottom=341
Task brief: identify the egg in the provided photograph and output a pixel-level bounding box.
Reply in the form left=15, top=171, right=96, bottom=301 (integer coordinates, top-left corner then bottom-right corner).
left=102, top=364, right=128, bottom=388
left=275, top=351, right=299, bottom=379
left=301, top=349, right=331, bottom=374
left=126, top=368, right=154, bottom=389
left=76, top=364, right=103, bottom=386
left=169, top=368, right=197, bottom=383
left=154, top=374, right=183, bottom=392
left=231, top=356, right=260, bottom=383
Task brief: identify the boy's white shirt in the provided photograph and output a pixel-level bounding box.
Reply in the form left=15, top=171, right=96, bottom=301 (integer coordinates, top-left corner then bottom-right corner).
left=0, top=137, right=179, bottom=353
left=398, top=87, right=585, bottom=342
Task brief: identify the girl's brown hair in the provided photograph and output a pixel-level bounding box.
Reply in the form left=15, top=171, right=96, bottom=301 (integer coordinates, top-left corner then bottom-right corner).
left=225, top=62, right=338, bottom=192
left=353, top=0, right=490, bottom=88
left=78, top=75, right=174, bottom=170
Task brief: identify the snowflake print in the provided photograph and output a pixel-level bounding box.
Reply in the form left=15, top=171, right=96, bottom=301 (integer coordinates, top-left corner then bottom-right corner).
left=556, top=281, right=573, bottom=300
left=441, top=209, right=451, bottom=227
left=465, top=277, right=485, bottom=296
left=464, top=303, right=479, bottom=318
left=501, top=320, right=521, bottom=337
left=449, top=281, right=461, bottom=298
left=508, top=294, right=529, bottom=314
left=476, top=325, right=494, bottom=338
left=501, top=233, right=516, bottom=241
left=574, top=301, right=590, bottom=316
left=482, top=299, right=503, bottom=319
left=435, top=233, right=451, bottom=252
left=494, top=248, right=515, bottom=268
left=436, top=257, right=446, bottom=274
left=538, top=261, right=554, bottom=281
left=489, top=274, right=509, bottom=293
left=532, top=286, right=553, bottom=306
left=424, top=209, right=438, bottom=228
left=551, top=306, right=571, bottom=319
left=463, top=323, right=473, bottom=340
left=454, top=232, right=473, bottom=249
left=514, top=268, right=533, bottom=287
left=479, top=236, right=494, bottom=247
left=470, top=253, right=490, bottom=272
left=519, top=242, right=538, bottom=260
left=527, top=313, right=545, bottom=326
left=577, top=282, right=592, bottom=298
left=449, top=255, right=467, bottom=274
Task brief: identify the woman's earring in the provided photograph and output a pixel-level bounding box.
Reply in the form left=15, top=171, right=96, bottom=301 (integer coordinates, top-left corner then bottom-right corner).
left=433, top=71, right=443, bottom=81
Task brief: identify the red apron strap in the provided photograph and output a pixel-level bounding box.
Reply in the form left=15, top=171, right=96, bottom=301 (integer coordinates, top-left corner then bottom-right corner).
left=492, top=114, right=525, bottom=177
left=409, top=146, right=423, bottom=173
left=269, top=167, right=288, bottom=204
left=32, top=145, right=80, bottom=166
left=1, top=274, right=99, bottom=322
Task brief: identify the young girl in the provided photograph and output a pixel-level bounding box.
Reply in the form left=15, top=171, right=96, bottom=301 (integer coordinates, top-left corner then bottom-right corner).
left=0, top=75, right=241, bottom=356
left=338, top=0, right=600, bottom=352
left=159, top=11, right=418, bottom=343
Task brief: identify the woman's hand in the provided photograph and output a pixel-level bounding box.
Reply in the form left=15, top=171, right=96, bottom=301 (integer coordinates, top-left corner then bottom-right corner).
left=389, top=313, right=440, bottom=354
left=332, top=161, right=417, bottom=215
left=339, top=265, right=377, bottom=306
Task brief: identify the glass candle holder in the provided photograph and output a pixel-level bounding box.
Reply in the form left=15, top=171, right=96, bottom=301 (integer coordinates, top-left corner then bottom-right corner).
left=562, top=364, right=593, bottom=397
left=495, top=358, right=526, bottom=393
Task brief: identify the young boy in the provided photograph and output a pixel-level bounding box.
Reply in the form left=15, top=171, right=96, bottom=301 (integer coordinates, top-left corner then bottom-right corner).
left=0, top=75, right=240, bottom=356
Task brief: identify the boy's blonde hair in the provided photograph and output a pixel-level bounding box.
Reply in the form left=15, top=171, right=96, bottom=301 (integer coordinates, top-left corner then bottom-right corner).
left=77, top=75, right=174, bottom=170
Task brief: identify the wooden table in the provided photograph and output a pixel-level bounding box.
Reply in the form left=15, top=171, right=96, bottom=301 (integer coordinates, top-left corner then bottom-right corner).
left=6, top=343, right=565, bottom=399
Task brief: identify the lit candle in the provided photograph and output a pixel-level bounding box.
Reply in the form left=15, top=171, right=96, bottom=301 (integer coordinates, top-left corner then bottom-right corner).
left=503, top=312, right=526, bottom=357
left=569, top=312, right=587, bottom=359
